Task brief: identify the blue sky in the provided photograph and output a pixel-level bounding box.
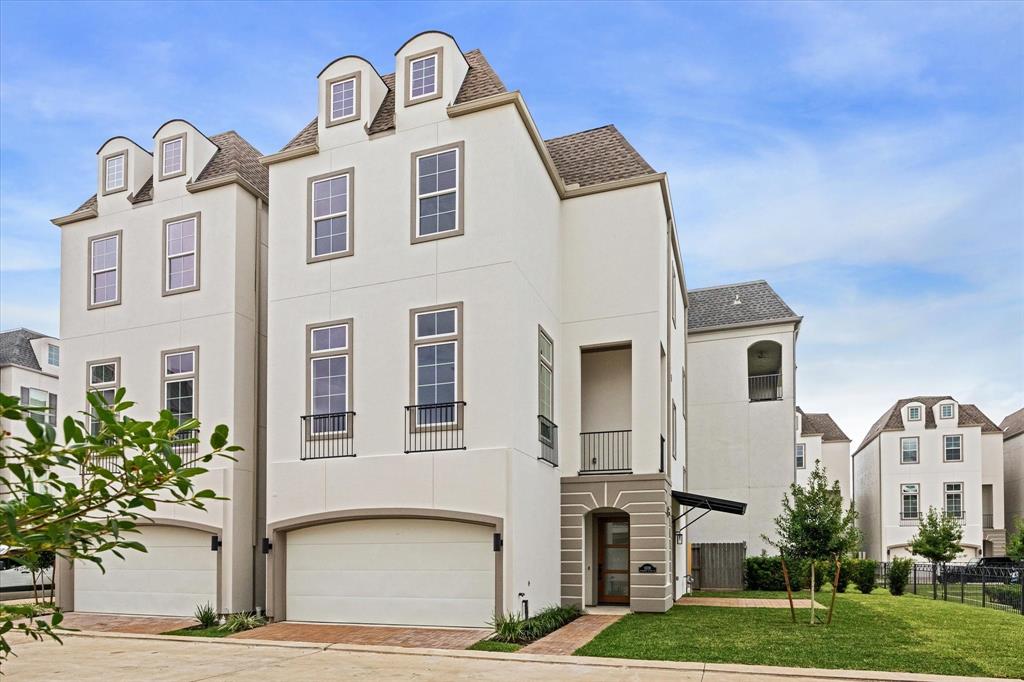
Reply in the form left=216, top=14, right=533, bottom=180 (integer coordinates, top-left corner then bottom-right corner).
left=1, top=1, right=1022, bottom=441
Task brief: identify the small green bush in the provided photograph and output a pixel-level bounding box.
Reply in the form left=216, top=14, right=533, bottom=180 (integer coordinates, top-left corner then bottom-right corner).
left=194, top=602, right=217, bottom=628
left=490, top=604, right=581, bottom=644
left=218, top=612, right=266, bottom=633
left=851, top=559, right=877, bottom=594
left=888, top=557, right=912, bottom=596
left=490, top=611, right=527, bottom=643
left=744, top=556, right=804, bottom=591
left=984, top=584, right=1022, bottom=608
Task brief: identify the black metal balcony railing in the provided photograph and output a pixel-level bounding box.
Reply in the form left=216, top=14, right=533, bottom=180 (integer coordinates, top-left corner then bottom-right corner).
left=171, top=429, right=200, bottom=466
left=983, top=513, right=994, bottom=529
left=579, top=430, right=631, bottom=474
left=300, top=412, right=356, bottom=460
left=404, top=402, right=466, bottom=453
left=538, top=415, right=558, bottom=467
left=748, top=373, right=782, bottom=401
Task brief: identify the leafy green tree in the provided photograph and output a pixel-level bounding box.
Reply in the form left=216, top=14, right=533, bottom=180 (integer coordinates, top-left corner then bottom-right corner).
left=909, top=506, right=964, bottom=565
left=0, top=390, right=238, bottom=662
left=1006, top=517, right=1024, bottom=562
left=763, top=460, right=860, bottom=624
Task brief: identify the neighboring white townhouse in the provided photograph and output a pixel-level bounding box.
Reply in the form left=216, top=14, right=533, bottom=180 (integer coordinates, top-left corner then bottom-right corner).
left=260, top=30, right=698, bottom=627
left=685, top=280, right=801, bottom=555
left=49, top=122, right=268, bottom=617
left=852, top=396, right=1006, bottom=560
left=795, top=407, right=852, bottom=502
left=0, top=329, right=60, bottom=442
left=1001, top=407, right=1024, bottom=531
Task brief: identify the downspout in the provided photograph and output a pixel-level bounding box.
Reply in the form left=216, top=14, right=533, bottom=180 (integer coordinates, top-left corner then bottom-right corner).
left=251, top=197, right=265, bottom=611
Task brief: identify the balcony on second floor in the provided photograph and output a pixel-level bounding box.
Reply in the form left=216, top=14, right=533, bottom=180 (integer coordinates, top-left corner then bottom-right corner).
left=579, top=344, right=632, bottom=474
left=404, top=401, right=466, bottom=454
left=748, top=340, right=783, bottom=402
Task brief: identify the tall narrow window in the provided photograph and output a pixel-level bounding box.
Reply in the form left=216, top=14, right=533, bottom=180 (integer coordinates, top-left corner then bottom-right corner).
left=795, top=443, right=805, bottom=469
left=944, top=434, right=962, bottom=462
left=944, top=482, right=964, bottom=519
left=670, top=267, right=677, bottom=327
left=86, top=358, right=119, bottom=435
left=308, top=170, right=353, bottom=261
left=326, top=73, right=360, bottom=125
left=900, top=437, right=919, bottom=464
left=163, top=348, right=197, bottom=426
left=405, top=49, right=442, bottom=105
left=103, top=152, right=126, bottom=193
left=88, top=232, right=121, bottom=308
left=538, top=327, right=554, bottom=444
left=412, top=142, right=463, bottom=242
left=671, top=400, right=678, bottom=460
left=901, top=483, right=920, bottom=520
left=307, top=320, right=352, bottom=435
left=939, top=403, right=954, bottom=419
left=160, top=134, right=185, bottom=180
left=411, top=304, right=461, bottom=425
left=47, top=344, right=60, bottom=367
left=163, top=214, right=200, bottom=294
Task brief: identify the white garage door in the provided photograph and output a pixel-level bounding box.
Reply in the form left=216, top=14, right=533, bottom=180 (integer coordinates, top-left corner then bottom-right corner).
left=75, top=525, right=217, bottom=617
left=287, top=518, right=495, bottom=627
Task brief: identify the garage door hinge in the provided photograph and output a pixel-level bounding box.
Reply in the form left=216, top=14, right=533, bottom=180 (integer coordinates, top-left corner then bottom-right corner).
left=493, top=533, right=503, bottom=552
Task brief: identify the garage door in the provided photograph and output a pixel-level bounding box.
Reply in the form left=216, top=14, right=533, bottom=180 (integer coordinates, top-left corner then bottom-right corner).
left=287, top=518, right=495, bottom=627
left=75, top=525, right=217, bottom=617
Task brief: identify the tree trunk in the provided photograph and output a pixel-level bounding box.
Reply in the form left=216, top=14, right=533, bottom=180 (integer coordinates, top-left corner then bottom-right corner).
left=780, top=555, right=796, bottom=623
left=827, top=556, right=841, bottom=625
left=810, top=562, right=816, bottom=625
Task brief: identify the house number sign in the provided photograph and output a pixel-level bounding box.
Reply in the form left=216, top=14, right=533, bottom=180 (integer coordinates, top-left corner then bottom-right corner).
left=638, top=563, right=657, bottom=574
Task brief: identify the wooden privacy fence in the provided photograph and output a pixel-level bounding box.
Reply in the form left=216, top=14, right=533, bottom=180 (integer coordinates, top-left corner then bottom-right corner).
left=691, top=542, right=746, bottom=590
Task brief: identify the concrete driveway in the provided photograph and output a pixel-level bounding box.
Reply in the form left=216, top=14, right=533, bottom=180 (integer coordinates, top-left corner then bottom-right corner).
left=2, top=632, right=1005, bottom=682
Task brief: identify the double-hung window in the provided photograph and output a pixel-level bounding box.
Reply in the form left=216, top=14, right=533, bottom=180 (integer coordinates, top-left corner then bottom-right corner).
left=795, top=443, right=806, bottom=469
left=309, top=170, right=353, bottom=260
left=944, top=482, right=964, bottom=519
left=412, top=142, right=463, bottom=242
left=47, top=344, right=60, bottom=367
left=901, top=483, right=920, bottom=520
left=406, top=50, right=441, bottom=104
left=160, top=134, right=185, bottom=180
left=163, top=349, right=197, bottom=426
left=87, top=358, right=119, bottom=435
left=900, top=437, right=919, bottom=464
left=164, top=214, right=200, bottom=294
left=939, top=403, right=954, bottom=419
left=538, top=327, right=554, bottom=444
left=326, top=74, right=359, bottom=125
left=103, top=152, right=126, bottom=194
left=944, top=434, right=963, bottom=462
left=21, top=387, right=55, bottom=426
left=307, top=320, right=352, bottom=435
left=907, top=405, right=922, bottom=421
left=411, top=304, right=461, bottom=426
left=88, top=232, right=121, bottom=308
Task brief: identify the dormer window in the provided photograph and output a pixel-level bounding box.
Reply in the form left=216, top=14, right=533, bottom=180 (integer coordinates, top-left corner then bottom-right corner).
left=159, top=134, right=186, bottom=180
left=103, top=152, right=126, bottom=194
left=405, top=49, right=442, bottom=105
left=907, top=406, right=922, bottom=421
left=940, top=403, right=954, bottom=419
left=326, top=73, right=360, bottom=126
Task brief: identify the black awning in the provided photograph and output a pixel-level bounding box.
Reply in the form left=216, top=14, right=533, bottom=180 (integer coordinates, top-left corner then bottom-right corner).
left=672, top=491, right=747, bottom=515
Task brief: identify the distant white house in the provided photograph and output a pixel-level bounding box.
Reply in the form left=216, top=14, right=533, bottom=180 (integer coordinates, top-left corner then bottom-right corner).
left=1001, top=407, right=1024, bottom=532
left=0, top=328, right=60, bottom=442
left=795, top=407, right=851, bottom=503
left=853, top=396, right=1005, bottom=560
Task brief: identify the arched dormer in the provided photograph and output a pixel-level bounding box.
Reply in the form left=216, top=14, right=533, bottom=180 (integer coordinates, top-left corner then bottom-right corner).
left=935, top=399, right=958, bottom=423
left=394, top=31, right=469, bottom=130
left=747, top=340, right=782, bottom=401
left=317, top=55, right=389, bottom=146
left=95, top=136, right=151, bottom=211
left=151, top=119, right=217, bottom=200
left=903, top=401, right=925, bottom=426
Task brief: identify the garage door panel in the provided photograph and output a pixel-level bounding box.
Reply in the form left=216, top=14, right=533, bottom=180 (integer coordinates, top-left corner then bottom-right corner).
left=287, top=518, right=495, bottom=627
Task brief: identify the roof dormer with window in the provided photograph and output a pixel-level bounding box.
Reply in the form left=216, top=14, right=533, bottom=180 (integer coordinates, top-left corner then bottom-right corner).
left=394, top=31, right=470, bottom=131
left=317, top=55, right=389, bottom=146
left=96, top=136, right=152, bottom=211
left=936, top=400, right=958, bottom=422
left=151, top=119, right=218, bottom=201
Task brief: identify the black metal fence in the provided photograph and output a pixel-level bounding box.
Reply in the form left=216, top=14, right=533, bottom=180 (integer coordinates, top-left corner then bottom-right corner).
left=80, top=429, right=200, bottom=473
left=404, top=401, right=466, bottom=453
left=875, top=561, right=1023, bottom=615
left=748, top=373, right=782, bottom=401
left=579, top=429, right=631, bottom=473
left=538, top=415, right=558, bottom=467
left=300, top=413, right=356, bottom=459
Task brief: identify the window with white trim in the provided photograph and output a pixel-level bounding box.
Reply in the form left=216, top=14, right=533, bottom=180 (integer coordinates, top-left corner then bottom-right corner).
left=162, top=138, right=183, bottom=176
left=165, top=216, right=198, bottom=292
left=89, top=234, right=119, bottom=306
left=87, top=359, right=118, bottom=435
left=412, top=306, right=459, bottom=425
left=415, top=147, right=459, bottom=238
left=311, top=173, right=350, bottom=258
left=47, top=344, right=59, bottom=367
left=409, top=54, right=437, bottom=99
left=795, top=443, right=805, bottom=469
left=900, top=437, right=919, bottom=464
left=944, top=482, right=963, bottom=519
left=22, top=387, right=54, bottom=426
left=907, top=405, right=922, bottom=421
left=672, top=400, right=678, bottom=460
left=901, top=483, right=920, bottom=519
left=163, top=349, right=196, bottom=426
left=539, top=327, right=554, bottom=444
left=104, top=154, right=125, bottom=192
left=944, top=434, right=962, bottom=462
left=940, top=403, right=954, bottom=419
left=309, top=322, right=351, bottom=435
left=330, top=77, right=356, bottom=121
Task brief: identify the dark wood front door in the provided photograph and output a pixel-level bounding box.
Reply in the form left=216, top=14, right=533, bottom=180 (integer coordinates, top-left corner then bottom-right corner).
left=597, top=516, right=630, bottom=604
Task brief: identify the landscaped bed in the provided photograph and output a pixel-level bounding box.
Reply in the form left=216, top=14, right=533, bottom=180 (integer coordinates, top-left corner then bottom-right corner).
left=469, top=604, right=580, bottom=652
left=575, top=589, right=1024, bottom=679
left=162, top=625, right=232, bottom=638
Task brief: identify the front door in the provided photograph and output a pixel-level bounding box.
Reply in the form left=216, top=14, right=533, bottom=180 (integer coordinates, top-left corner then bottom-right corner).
left=598, top=516, right=630, bottom=604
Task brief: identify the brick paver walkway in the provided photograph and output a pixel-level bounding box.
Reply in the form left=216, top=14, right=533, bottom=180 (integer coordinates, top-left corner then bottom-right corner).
left=229, top=621, right=489, bottom=650
left=676, top=597, right=824, bottom=608
left=518, top=614, right=622, bottom=655
left=56, top=612, right=197, bottom=635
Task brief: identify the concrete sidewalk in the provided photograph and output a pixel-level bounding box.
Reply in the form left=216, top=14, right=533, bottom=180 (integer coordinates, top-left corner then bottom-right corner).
left=2, top=629, right=1011, bottom=681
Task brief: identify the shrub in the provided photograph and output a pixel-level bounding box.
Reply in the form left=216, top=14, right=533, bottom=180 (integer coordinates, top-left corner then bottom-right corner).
left=194, top=602, right=217, bottom=628
left=888, top=557, right=912, bottom=596
left=745, top=556, right=804, bottom=591
left=219, top=612, right=266, bottom=633
left=491, top=604, right=581, bottom=644
left=490, top=611, right=527, bottom=644
left=984, top=584, right=1022, bottom=608
left=853, top=559, right=877, bottom=594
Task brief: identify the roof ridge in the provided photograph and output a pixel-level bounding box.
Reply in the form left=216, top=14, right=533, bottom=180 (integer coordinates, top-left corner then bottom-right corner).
left=689, top=279, right=769, bottom=292
left=544, top=124, right=618, bottom=142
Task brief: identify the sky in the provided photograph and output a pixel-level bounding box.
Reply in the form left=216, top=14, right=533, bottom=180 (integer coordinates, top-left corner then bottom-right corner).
left=1, top=1, right=1022, bottom=444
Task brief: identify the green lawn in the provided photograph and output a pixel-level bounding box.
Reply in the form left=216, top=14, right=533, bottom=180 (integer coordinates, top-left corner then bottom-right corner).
left=468, top=640, right=522, bottom=653
left=576, top=590, right=1024, bottom=678
left=162, top=625, right=232, bottom=638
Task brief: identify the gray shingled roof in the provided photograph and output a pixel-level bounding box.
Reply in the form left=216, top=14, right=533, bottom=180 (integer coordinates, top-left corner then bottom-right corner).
left=855, top=396, right=1002, bottom=454
left=797, top=407, right=850, bottom=443
left=0, top=329, right=45, bottom=371
left=687, top=280, right=799, bottom=331
left=1000, top=407, right=1024, bottom=441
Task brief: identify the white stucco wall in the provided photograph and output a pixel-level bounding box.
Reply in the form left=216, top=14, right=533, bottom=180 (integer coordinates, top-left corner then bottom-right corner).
left=1005, top=434, right=1024, bottom=531
left=852, top=437, right=882, bottom=558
